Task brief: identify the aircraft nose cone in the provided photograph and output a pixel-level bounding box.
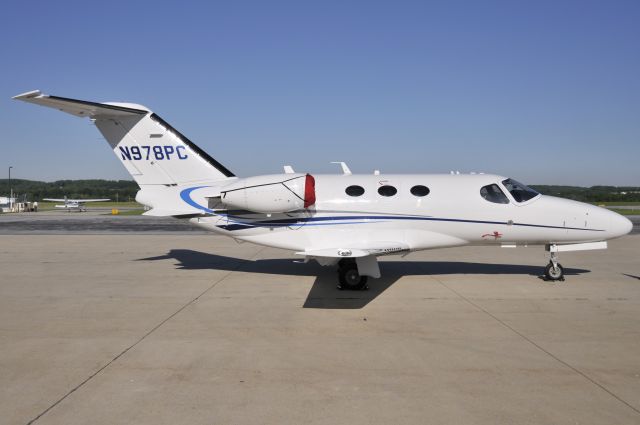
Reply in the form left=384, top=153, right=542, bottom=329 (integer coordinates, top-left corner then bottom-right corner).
left=609, top=211, right=633, bottom=238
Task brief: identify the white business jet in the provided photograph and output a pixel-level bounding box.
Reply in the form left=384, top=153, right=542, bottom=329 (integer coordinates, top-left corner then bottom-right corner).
left=14, top=90, right=632, bottom=288
left=43, top=196, right=110, bottom=212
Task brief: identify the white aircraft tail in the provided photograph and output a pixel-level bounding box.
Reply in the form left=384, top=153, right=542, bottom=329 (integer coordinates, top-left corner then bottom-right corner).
left=13, top=90, right=234, bottom=186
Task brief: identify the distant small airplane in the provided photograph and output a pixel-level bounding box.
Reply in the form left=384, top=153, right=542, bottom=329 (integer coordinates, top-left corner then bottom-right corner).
left=15, top=90, right=633, bottom=287
left=43, top=196, right=110, bottom=212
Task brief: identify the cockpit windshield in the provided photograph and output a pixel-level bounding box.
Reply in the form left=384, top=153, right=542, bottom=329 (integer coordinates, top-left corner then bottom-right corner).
left=501, top=178, right=539, bottom=203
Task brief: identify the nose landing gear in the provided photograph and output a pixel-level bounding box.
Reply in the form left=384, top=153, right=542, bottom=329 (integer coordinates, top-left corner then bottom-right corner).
left=544, top=247, right=565, bottom=281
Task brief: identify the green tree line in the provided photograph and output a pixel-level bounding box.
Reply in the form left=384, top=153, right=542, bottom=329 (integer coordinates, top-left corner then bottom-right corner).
left=530, top=186, right=640, bottom=202
left=0, top=179, right=139, bottom=201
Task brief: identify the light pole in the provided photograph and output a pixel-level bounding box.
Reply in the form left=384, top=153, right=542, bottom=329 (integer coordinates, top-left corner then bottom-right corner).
left=8, top=166, right=13, bottom=212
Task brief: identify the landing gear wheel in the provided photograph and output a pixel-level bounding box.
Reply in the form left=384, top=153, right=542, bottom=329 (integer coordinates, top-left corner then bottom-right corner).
left=544, top=262, right=564, bottom=281
left=338, top=258, right=355, bottom=271
left=338, top=264, right=368, bottom=290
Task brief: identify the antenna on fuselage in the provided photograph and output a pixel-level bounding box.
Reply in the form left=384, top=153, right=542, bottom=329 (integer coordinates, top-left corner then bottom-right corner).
left=331, top=162, right=352, bottom=175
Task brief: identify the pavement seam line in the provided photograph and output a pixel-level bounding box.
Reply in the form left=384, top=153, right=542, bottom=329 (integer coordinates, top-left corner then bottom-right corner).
left=25, top=247, right=266, bottom=425
left=429, top=275, right=640, bottom=416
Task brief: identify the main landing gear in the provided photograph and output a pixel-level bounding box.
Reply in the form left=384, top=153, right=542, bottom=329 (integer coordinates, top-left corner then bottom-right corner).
left=544, top=247, right=565, bottom=281
left=337, top=258, right=368, bottom=290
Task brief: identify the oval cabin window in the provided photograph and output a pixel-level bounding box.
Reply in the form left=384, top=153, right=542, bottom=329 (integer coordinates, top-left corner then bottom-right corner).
left=410, top=185, right=430, bottom=197
left=377, top=185, right=397, bottom=197
left=345, top=185, right=365, bottom=197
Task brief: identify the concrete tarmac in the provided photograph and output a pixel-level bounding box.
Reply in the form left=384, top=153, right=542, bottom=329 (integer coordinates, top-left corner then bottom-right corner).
left=0, top=211, right=206, bottom=234
left=1, top=219, right=639, bottom=424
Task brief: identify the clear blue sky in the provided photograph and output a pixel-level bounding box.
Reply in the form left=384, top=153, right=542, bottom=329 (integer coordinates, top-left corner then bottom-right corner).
left=2, top=0, right=639, bottom=186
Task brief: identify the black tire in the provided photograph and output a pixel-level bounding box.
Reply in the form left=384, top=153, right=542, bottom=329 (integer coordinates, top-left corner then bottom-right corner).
left=338, top=258, right=356, bottom=270
left=338, top=264, right=368, bottom=290
left=544, top=262, right=564, bottom=281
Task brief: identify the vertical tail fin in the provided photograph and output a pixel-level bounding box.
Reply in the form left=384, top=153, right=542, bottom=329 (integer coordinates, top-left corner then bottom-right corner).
left=13, top=90, right=234, bottom=186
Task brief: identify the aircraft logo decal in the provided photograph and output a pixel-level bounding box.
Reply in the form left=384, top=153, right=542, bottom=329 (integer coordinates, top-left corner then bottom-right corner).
left=482, top=231, right=503, bottom=240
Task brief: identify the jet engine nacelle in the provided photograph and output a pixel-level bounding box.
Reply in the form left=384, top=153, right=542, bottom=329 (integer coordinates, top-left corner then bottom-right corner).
left=220, top=173, right=316, bottom=213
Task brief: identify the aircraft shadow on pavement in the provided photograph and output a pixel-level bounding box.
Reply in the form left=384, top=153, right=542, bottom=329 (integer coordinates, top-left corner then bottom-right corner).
left=138, top=250, right=590, bottom=309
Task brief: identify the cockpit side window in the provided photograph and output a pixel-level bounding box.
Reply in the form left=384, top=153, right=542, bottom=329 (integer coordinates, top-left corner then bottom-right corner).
left=480, top=184, right=509, bottom=204
left=501, top=178, right=539, bottom=203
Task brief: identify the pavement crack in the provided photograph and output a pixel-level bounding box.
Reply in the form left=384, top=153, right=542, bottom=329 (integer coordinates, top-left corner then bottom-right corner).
left=430, top=275, right=640, bottom=417
left=25, top=247, right=266, bottom=425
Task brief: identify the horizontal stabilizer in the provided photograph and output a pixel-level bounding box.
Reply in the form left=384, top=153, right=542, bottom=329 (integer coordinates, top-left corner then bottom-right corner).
left=13, top=90, right=148, bottom=118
